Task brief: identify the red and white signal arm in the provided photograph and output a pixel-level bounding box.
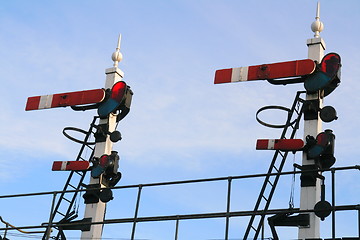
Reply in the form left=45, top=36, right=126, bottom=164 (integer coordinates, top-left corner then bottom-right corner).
left=26, top=89, right=105, bottom=111
left=214, top=59, right=316, bottom=84
left=256, top=139, right=304, bottom=151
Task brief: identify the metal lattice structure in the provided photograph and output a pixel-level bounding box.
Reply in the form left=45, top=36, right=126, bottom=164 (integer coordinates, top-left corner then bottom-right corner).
left=42, top=117, right=98, bottom=239
left=243, top=91, right=305, bottom=239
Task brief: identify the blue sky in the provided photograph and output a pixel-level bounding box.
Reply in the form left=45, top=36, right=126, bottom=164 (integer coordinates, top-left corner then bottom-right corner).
left=0, top=0, right=359, bottom=239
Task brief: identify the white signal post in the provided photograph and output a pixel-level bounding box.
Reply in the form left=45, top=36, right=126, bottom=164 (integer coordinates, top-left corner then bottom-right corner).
left=81, top=35, right=124, bottom=240
left=298, top=3, right=325, bottom=239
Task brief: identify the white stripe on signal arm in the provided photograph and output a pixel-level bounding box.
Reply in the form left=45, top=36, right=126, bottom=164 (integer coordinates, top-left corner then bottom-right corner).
left=61, top=161, right=68, bottom=170
left=231, top=67, right=249, bottom=82
left=268, top=139, right=275, bottom=149
left=38, top=95, right=53, bottom=109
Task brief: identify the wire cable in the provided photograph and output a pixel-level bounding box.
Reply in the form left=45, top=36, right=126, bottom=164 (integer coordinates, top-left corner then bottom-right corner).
left=289, top=154, right=296, bottom=209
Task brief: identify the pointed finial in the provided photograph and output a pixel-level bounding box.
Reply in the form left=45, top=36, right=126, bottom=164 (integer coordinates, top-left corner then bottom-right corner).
left=311, top=2, right=324, bottom=38
left=112, top=34, right=123, bottom=67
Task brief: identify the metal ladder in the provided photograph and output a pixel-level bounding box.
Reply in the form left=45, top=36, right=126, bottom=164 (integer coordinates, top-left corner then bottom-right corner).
left=43, top=116, right=98, bottom=240
left=243, top=91, right=305, bottom=240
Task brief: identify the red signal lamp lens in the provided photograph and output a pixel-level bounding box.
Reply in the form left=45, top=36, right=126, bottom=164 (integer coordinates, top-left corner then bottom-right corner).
left=98, top=81, right=127, bottom=118
left=111, top=81, right=127, bottom=102
left=316, top=132, right=330, bottom=147
left=320, top=53, right=341, bottom=77
left=91, top=154, right=110, bottom=178
left=307, top=130, right=335, bottom=161
left=99, top=154, right=109, bottom=168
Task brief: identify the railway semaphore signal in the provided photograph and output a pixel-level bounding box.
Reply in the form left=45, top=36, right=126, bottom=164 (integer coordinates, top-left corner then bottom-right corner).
left=25, top=34, right=132, bottom=240
left=214, top=52, right=341, bottom=95
left=214, top=2, right=341, bottom=239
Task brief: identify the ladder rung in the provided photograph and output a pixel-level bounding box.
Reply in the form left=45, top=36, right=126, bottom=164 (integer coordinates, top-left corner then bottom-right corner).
left=56, top=211, right=66, bottom=217
left=273, top=166, right=280, bottom=173
left=74, top=171, right=84, bottom=176
left=78, top=157, right=89, bottom=162
left=251, top=225, right=257, bottom=231
left=267, top=180, right=274, bottom=187
left=62, top=198, right=71, bottom=203
left=262, top=195, right=268, bottom=202
left=68, top=183, right=77, bottom=189
left=85, top=145, right=94, bottom=150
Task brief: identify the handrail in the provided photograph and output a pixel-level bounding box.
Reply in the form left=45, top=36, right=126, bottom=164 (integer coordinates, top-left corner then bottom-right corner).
left=0, top=165, right=359, bottom=199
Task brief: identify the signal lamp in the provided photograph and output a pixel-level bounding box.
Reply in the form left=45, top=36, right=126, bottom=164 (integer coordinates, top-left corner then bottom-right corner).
left=98, top=81, right=127, bottom=118
left=306, top=130, right=336, bottom=169
left=91, top=151, right=121, bottom=187
left=304, top=52, right=341, bottom=96
left=318, top=130, right=336, bottom=169
left=91, top=154, right=111, bottom=178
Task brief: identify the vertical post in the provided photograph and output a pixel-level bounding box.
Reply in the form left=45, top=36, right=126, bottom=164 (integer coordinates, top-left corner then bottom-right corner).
left=45, top=192, right=57, bottom=240
left=81, top=35, right=124, bottom=240
left=4, top=223, right=8, bottom=239
left=131, top=185, right=143, bottom=240
left=225, top=177, right=232, bottom=240
left=298, top=2, right=325, bottom=239
left=174, top=217, right=180, bottom=240
left=331, top=169, right=336, bottom=238
left=358, top=208, right=360, bottom=239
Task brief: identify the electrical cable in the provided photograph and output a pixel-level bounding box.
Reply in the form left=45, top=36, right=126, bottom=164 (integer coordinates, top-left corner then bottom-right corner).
left=291, top=100, right=303, bottom=208
left=289, top=154, right=296, bottom=209
left=75, top=186, right=82, bottom=216
left=3, top=232, right=43, bottom=239
left=288, top=111, right=300, bottom=210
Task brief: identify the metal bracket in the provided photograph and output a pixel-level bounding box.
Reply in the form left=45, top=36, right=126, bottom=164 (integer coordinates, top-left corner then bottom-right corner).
left=59, top=217, right=92, bottom=232
left=94, top=123, right=109, bottom=143
left=82, top=184, right=101, bottom=204
left=294, top=164, right=324, bottom=187
left=268, top=213, right=310, bottom=240
left=303, top=99, right=320, bottom=120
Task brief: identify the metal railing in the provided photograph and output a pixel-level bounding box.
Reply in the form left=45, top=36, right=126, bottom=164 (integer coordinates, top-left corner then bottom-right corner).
left=1, top=165, right=359, bottom=239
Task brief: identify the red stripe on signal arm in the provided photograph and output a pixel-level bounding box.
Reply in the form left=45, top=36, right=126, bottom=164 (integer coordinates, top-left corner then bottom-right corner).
left=52, top=161, right=64, bottom=171
left=25, top=96, right=41, bottom=111
left=214, top=68, right=233, bottom=84
left=256, top=139, right=272, bottom=150
left=50, top=89, right=105, bottom=108
left=256, top=139, right=305, bottom=151
left=52, top=161, right=90, bottom=171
